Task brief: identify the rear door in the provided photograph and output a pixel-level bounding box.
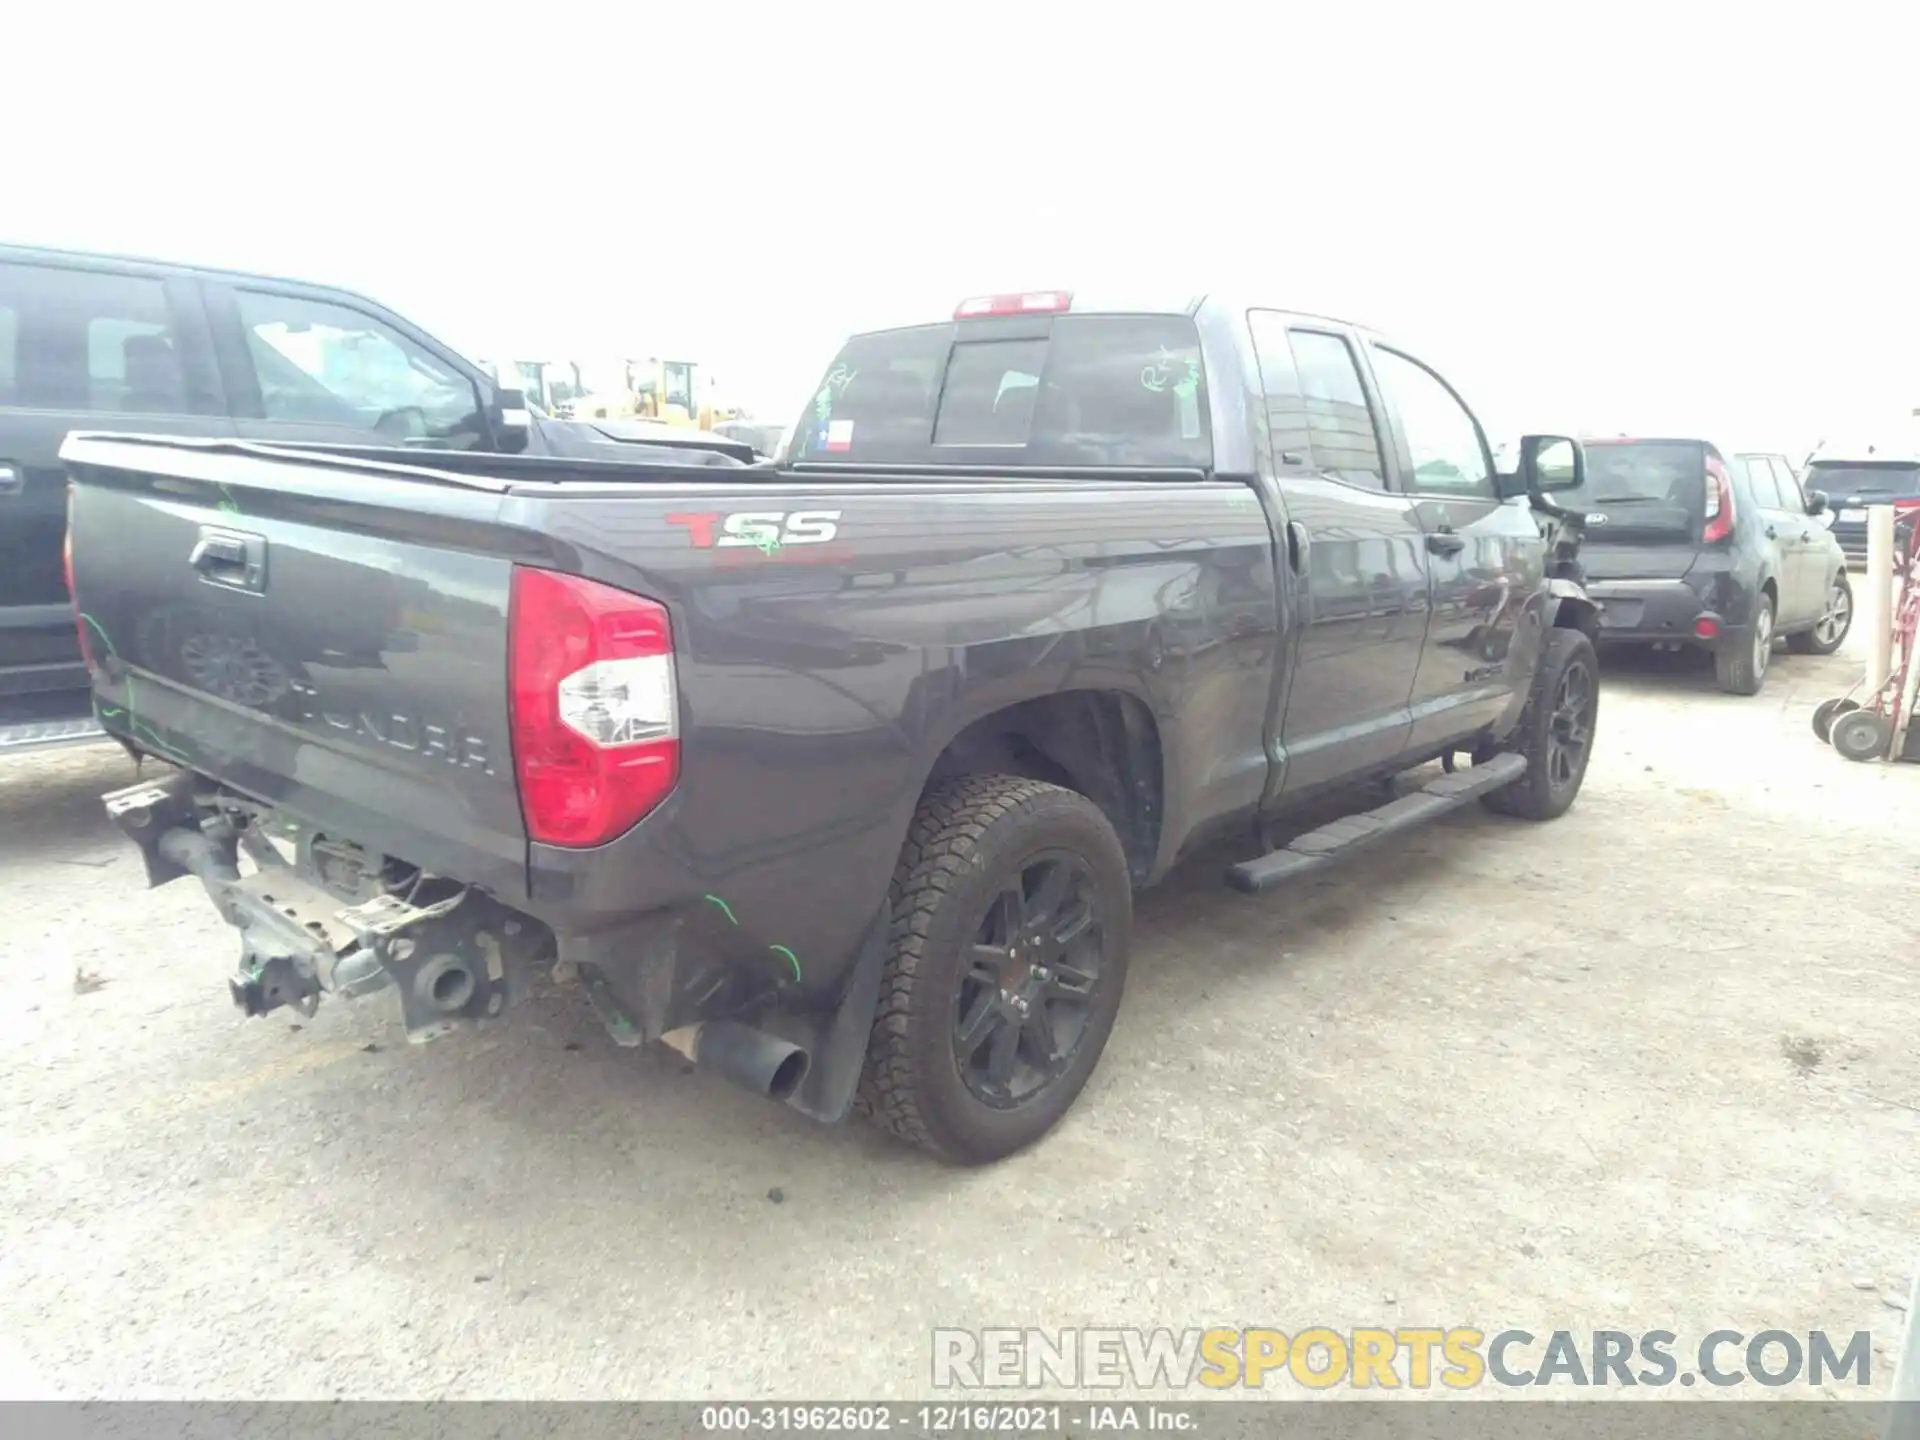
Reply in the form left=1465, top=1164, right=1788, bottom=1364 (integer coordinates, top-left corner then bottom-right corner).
left=1362, top=340, right=1543, bottom=751
left=202, top=280, right=496, bottom=453
left=1737, top=453, right=1814, bottom=624
left=1245, top=313, right=1427, bottom=797
left=0, top=255, right=231, bottom=716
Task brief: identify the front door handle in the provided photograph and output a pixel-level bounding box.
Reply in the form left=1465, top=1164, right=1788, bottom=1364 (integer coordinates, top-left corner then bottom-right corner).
left=1765, top=525, right=1778, bottom=539
left=1425, top=530, right=1466, bottom=557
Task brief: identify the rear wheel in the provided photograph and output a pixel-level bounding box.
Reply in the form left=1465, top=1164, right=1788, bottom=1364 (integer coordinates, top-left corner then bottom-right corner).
left=1788, top=573, right=1853, bottom=655
left=1714, top=593, right=1774, bottom=695
left=1480, top=627, right=1599, bottom=821
left=857, top=775, right=1132, bottom=1165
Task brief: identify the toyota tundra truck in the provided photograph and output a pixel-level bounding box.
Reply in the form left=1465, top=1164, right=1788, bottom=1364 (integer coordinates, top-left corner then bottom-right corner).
left=66, top=290, right=1598, bottom=1164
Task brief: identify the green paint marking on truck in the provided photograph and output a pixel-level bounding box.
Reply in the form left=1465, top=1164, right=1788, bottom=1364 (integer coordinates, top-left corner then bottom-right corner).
left=80, top=613, right=164, bottom=746
left=704, top=894, right=739, bottom=925
left=769, top=945, right=802, bottom=982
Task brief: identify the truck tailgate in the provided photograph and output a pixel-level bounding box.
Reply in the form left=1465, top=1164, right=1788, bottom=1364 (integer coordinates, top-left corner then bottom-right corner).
left=64, top=435, right=531, bottom=897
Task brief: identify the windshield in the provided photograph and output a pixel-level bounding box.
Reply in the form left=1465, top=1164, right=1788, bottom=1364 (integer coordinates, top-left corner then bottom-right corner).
left=1808, top=462, right=1920, bottom=502
left=793, top=313, right=1212, bottom=469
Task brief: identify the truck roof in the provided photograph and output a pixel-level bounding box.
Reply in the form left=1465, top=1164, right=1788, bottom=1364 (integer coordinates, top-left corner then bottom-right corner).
left=0, top=241, right=414, bottom=324
left=852, top=292, right=1379, bottom=339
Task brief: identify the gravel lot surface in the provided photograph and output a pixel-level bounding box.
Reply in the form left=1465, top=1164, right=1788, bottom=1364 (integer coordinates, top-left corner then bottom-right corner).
left=1, top=629, right=1914, bottom=1401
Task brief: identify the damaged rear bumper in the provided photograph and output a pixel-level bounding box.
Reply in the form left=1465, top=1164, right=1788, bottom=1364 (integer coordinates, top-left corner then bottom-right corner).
left=98, top=769, right=886, bottom=1123
left=104, top=772, right=548, bottom=1043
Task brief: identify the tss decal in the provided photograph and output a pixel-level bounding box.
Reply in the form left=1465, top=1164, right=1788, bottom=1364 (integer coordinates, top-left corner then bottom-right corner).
left=666, top=511, right=842, bottom=552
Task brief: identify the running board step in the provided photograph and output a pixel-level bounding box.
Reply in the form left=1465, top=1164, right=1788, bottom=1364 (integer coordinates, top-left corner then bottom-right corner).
left=1225, top=752, right=1527, bottom=895
left=0, top=714, right=107, bottom=754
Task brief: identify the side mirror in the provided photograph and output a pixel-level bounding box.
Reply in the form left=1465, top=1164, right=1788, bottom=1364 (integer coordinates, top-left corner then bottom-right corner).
left=1805, top=489, right=1829, bottom=516
left=1520, top=434, right=1584, bottom=494
left=491, top=387, right=532, bottom=455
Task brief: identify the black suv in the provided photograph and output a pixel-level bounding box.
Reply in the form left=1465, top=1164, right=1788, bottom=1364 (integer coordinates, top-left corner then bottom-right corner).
left=0, top=244, right=750, bottom=756
left=1567, top=438, right=1851, bottom=694
left=1803, top=448, right=1920, bottom=565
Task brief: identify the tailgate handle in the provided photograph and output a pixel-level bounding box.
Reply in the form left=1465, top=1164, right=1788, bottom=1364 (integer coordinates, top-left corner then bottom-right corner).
left=190, top=526, right=267, bottom=593
left=1425, top=529, right=1466, bottom=557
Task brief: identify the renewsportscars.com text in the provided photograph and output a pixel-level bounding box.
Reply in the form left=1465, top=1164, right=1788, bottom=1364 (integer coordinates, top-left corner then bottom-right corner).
left=932, top=1327, right=1874, bottom=1391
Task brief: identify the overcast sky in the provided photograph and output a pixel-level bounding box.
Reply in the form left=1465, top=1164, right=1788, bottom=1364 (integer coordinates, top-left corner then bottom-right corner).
left=13, top=3, right=1918, bottom=456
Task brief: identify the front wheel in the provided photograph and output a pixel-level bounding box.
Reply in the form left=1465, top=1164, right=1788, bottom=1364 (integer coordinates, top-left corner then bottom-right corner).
left=1480, top=627, right=1599, bottom=821
left=857, top=775, right=1132, bottom=1165
left=1788, top=572, right=1853, bottom=655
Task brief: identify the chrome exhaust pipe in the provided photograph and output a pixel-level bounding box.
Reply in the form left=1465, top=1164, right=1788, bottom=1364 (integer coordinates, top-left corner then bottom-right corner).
left=661, top=1020, right=810, bottom=1102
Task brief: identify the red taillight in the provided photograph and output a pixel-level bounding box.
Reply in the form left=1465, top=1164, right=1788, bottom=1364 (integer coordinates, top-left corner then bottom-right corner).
left=1702, top=457, right=1735, bottom=544
left=1694, top=617, right=1720, bottom=640
left=64, top=485, right=93, bottom=669
left=507, top=567, right=679, bottom=848
left=954, top=290, right=1072, bottom=319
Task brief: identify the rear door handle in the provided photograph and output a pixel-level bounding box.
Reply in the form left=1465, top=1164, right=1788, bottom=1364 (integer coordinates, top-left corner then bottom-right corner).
left=1425, top=530, right=1466, bottom=557
left=0, top=463, right=20, bottom=497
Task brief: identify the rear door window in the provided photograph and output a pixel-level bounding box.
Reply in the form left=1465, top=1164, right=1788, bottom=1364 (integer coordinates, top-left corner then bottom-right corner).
left=1559, top=440, right=1706, bottom=542
left=1283, top=329, right=1386, bottom=489
left=794, top=314, right=1210, bottom=468
left=0, top=261, right=206, bottom=416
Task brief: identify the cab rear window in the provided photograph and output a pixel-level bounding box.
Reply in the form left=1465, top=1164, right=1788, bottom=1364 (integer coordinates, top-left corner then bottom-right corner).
left=793, top=315, right=1211, bottom=469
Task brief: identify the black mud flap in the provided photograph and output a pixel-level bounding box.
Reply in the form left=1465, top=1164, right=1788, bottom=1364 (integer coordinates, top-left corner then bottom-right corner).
left=767, top=907, right=889, bottom=1125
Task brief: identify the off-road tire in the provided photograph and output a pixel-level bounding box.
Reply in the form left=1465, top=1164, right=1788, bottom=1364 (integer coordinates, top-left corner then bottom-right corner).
left=1479, top=627, right=1599, bottom=822
left=1787, top=572, right=1853, bottom=656
left=855, top=775, right=1132, bottom=1165
left=1714, top=592, right=1774, bottom=695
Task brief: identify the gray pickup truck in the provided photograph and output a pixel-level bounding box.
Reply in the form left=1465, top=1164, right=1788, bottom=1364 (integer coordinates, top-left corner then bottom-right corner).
left=66, top=290, right=1597, bottom=1164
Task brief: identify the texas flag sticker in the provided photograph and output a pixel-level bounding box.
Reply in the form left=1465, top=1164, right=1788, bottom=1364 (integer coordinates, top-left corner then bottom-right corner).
left=825, top=419, right=854, bottom=452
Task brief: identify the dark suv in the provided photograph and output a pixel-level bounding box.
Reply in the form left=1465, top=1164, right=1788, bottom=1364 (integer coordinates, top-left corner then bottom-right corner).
left=0, top=243, right=750, bottom=756
left=1568, top=438, right=1851, bottom=694
left=1803, top=449, right=1920, bottom=565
